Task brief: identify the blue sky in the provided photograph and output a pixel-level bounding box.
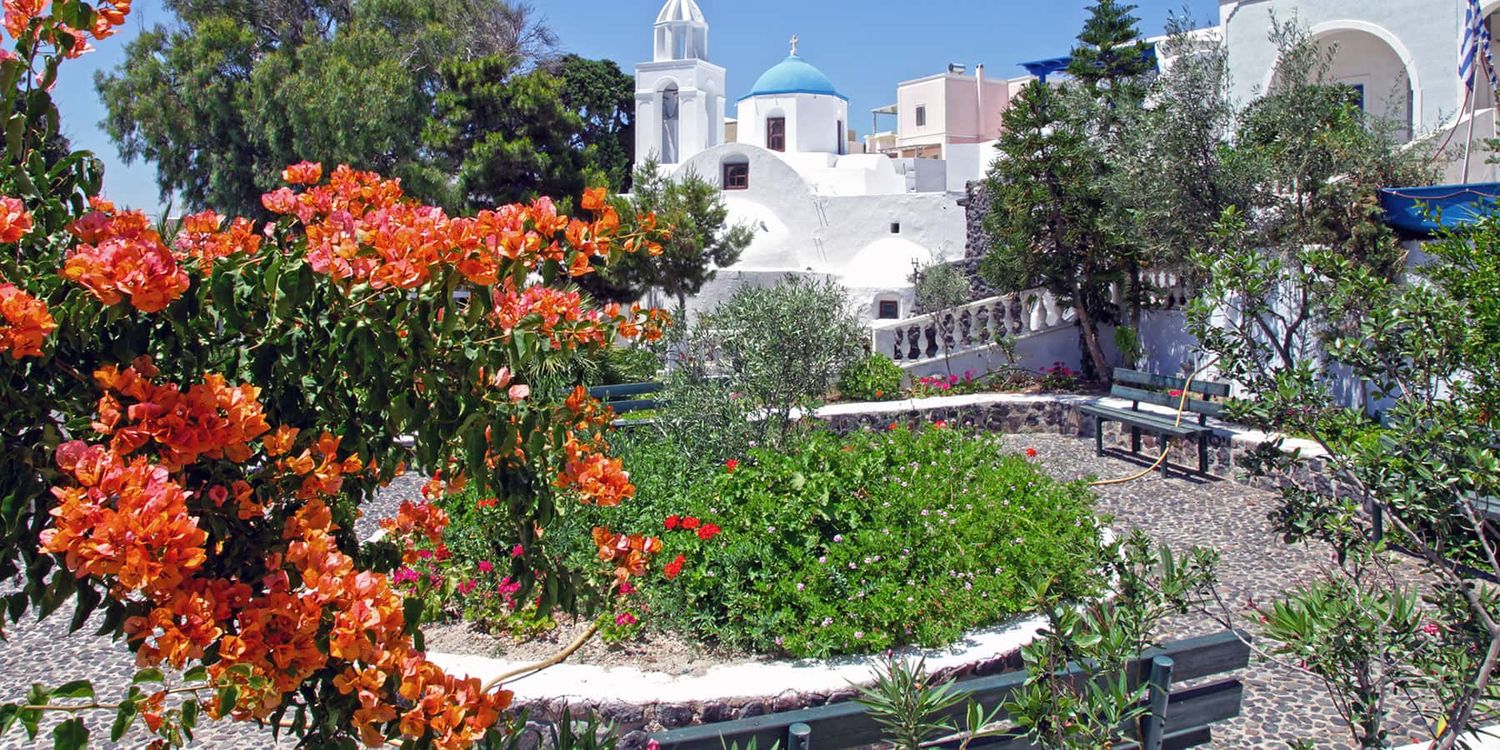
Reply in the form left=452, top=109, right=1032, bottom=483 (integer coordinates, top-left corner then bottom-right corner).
left=56, top=0, right=1219, bottom=212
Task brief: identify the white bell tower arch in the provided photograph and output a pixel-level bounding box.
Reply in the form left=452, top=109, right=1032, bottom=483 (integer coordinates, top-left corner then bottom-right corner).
left=636, top=0, right=726, bottom=168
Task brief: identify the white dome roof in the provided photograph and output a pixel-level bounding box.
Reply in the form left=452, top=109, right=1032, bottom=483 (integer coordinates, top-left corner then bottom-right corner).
left=844, top=238, right=932, bottom=288
left=656, top=0, right=706, bottom=25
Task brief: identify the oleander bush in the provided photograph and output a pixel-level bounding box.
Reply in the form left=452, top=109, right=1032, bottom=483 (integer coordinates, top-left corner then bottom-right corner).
left=436, top=424, right=1105, bottom=659
left=838, top=353, right=904, bottom=402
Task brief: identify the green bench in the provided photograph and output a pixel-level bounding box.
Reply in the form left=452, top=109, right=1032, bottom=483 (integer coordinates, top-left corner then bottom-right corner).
left=586, top=382, right=665, bottom=415
left=649, top=630, right=1251, bottom=750
left=1080, top=368, right=1231, bottom=478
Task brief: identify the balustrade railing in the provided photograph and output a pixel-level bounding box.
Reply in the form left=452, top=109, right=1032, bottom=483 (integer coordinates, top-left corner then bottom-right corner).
left=869, top=288, right=1075, bottom=365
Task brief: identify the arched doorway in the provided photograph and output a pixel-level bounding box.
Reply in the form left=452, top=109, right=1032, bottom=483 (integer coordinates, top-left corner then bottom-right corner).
left=1307, top=22, right=1417, bottom=142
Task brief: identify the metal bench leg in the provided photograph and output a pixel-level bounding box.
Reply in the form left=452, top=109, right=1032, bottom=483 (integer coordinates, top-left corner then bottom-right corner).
left=1131, top=426, right=1141, bottom=454
left=1095, top=418, right=1105, bottom=457
left=1198, top=434, right=1209, bottom=475
left=1160, top=436, right=1171, bottom=478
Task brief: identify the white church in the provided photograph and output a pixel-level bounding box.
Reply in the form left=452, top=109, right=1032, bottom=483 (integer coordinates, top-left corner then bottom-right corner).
left=634, top=0, right=968, bottom=322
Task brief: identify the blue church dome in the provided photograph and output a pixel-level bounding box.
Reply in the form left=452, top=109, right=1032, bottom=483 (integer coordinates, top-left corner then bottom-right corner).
left=741, top=54, right=846, bottom=101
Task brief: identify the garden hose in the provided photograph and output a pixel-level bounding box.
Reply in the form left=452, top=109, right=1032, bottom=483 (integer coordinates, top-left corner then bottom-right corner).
left=1088, top=356, right=1220, bottom=488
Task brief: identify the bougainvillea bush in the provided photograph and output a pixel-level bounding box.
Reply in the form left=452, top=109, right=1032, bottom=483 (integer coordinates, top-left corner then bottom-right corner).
left=435, top=425, right=1105, bottom=659
left=0, top=3, right=671, bottom=747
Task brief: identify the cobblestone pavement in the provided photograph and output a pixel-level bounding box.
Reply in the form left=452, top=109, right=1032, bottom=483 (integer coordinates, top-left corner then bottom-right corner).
left=0, top=436, right=1442, bottom=749
left=996, top=433, right=1435, bottom=750
left=0, top=473, right=423, bottom=749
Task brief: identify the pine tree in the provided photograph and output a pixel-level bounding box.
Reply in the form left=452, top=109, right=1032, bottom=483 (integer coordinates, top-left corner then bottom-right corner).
left=981, top=82, right=1118, bottom=379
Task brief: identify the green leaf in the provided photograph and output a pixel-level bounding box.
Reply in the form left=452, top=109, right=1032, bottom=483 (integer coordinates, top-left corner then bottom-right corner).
left=130, top=668, right=165, bottom=685
left=218, top=685, right=239, bottom=716
left=110, top=698, right=136, bottom=742
left=49, top=681, right=93, bottom=700
left=49, top=717, right=87, bottom=750
left=182, top=698, right=199, bottom=729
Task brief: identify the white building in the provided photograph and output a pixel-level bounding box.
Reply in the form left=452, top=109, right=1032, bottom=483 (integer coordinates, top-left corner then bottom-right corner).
left=634, top=0, right=967, bottom=322
left=1219, top=0, right=1497, bottom=183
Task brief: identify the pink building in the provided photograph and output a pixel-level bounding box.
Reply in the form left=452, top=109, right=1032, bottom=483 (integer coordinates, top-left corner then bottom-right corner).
left=867, top=65, right=1022, bottom=160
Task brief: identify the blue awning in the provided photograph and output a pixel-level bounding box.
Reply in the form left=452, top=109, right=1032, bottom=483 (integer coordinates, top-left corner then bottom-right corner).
left=1379, top=183, right=1500, bottom=237
left=1017, top=46, right=1158, bottom=82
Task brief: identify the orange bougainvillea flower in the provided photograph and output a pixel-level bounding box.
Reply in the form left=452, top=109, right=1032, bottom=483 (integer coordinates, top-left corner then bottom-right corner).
left=173, top=210, right=261, bottom=274
left=0, top=281, right=54, bottom=359
left=2, top=0, right=45, bottom=40
left=282, top=161, right=323, bottom=185
left=89, top=362, right=271, bottom=470
left=581, top=186, right=607, bottom=213
left=0, top=196, right=32, bottom=243
left=62, top=203, right=190, bottom=312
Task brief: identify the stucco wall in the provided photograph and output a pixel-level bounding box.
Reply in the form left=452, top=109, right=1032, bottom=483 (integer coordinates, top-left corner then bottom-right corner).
left=635, top=60, right=726, bottom=167
left=737, top=94, right=848, bottom=156
left=1221, top=0, right=1461, bottom=138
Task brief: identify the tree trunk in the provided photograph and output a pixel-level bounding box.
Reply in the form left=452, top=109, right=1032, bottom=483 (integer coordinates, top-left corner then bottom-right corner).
left=1072, top=284, right=1112, bottom=381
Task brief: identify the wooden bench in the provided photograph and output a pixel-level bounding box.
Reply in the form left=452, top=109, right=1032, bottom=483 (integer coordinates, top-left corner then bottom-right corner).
left=587, top=382, right=665, bottom=416
left=1080, top=368, right=1231, bottom=478
left=649, top=630, right=1251, bottom=750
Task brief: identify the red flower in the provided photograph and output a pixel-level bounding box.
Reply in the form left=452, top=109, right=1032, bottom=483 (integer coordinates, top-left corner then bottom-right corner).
left=933, top=420, right=947, bottom=429
left=511, top=544, right=525, bottom=558
left=664, top=515, right=681, bottom=530
left=663, top=554, right=685, bottom=580
left=697, top=523, right=721, bottom=541
left=887, top=422, right=899, bottom=431
left=476, top=497, right=498, bottom=510
left=725, top=458, right=739, bottom=473
left=681, top=517, right=701, bottom=530
left=1169, top=389, right=1184, bottom=398
left=1025, top=448, right=1038, bottom=458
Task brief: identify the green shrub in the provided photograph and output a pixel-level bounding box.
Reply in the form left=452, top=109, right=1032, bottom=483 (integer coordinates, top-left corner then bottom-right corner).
left=839, top=354, right=904, bottom=401
left=576, top=425, right=1105, bottom=658
left=598, top=344, right=661, bottom=385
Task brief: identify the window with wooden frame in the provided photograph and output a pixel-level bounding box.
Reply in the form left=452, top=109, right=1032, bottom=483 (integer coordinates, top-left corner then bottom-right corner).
left=766, top=117, right=786, bottom=151
left=722, top=161, right=749, bottom=190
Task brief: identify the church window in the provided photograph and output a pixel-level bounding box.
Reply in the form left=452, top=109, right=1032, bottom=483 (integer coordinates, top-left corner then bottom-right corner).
left=890, top=222, right=901, bottom=234
left=767, top=117, right=786, bottom=152
left=877, top=300, right=900, bottom=319
left=836, top=120, right=844, bottom=155
left=662, top=85, right=681, bottom=164
left=915, top=106, right=927, bottom=128
left=723, top=161, right=749, bottom=190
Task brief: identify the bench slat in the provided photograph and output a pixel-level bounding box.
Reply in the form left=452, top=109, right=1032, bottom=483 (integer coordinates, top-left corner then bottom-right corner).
left=962, top=679, right=1243, bottom=750
left=1113, top=368, right=1230, bottom=398
left=1080, top=405, right=1208, bottom=438
left=607, top=398, right=662, bottom=414
left=1110, top=385, right=1224, bottom=418
left=588, top=382, right=665, bottom=400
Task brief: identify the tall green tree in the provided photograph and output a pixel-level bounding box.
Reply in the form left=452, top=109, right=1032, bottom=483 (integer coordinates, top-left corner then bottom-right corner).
left=420, top=54, right=587, bottom=212
left=95, top=0, right=557, bottom=216
left=982, top=82, right=1117, bottom=379
left=555, top=55, right=637, bottom=193
left=589, top=161, right=755, bottom=306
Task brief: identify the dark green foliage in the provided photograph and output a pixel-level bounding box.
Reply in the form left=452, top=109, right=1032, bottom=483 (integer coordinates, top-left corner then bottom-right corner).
left=555, top=55, right=636, bottom=193
left=589, top=161, right=756, bottom=305
left=579, top=426, right=1104, bottom=658
left=982, top=81, right=1117, bottom=378
left=838, top=354, right=903, bottom=402
left=421, top=53, right=587, bottom=212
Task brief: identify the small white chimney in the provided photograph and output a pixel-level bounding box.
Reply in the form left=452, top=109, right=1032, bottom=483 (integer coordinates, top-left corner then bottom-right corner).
left=976, top=64, right=986, bottom=140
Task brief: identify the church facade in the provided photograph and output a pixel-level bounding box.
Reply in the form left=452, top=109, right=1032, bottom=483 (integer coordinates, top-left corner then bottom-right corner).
left=634, top=0, right=967, bottom=322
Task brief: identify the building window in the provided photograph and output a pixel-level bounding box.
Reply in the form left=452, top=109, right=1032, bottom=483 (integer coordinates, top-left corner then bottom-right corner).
left=915, top=106, right=926, bottom=128
left=877, top=300, right=900, bottom=319
left=890, top=222, right=901, bottom=234
left=767, top=117, right=786, bottom=151
left=1351, top=83, right=1366, bottom=112
left=722, top=161, right=749, bottom=190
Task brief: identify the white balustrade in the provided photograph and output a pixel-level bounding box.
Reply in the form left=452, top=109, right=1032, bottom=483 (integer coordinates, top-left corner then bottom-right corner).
left=869, top=288, right=1077, bottom=365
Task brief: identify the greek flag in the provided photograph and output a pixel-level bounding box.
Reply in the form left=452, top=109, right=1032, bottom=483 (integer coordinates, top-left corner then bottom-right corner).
left=1461, top=0, right=1499, bottom=93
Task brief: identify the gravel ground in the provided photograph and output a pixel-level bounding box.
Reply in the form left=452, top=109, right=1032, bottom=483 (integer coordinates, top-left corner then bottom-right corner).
left=0, top=437, right=1442, bottom=749
left=994, top=433, right=1436, bottom=750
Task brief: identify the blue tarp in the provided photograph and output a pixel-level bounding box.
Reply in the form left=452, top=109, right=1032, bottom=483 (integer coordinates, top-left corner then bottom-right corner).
left=1379, top=183, right=1500, bottom=237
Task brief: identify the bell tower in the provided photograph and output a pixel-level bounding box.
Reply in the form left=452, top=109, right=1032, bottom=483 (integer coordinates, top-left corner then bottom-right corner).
left=636, top=0, right=726, bottom=168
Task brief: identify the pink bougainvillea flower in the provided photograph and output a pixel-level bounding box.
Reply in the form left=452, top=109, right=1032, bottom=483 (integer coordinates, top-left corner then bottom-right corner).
left=456, top=580, right=477, bottom=596
left=614, top=612, right=637, bottom=626
left=510, top=543, right=524, bottom=558
left=477, top=560, right=493, bottom=574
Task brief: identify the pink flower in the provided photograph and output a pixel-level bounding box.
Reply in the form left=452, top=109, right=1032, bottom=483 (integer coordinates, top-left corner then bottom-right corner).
left=416, top=549, right=434, bottom=560
left=619, top=581, right=636, bottom=596
left=511, top=543, right=525, bottom=558
left=508, top=383, right=531, bottom=402
left=1421, top=622, right=1441, bottom=637
left=457, top=580, right=477, bottom=595
left=392, top=567, right=419, bottom=585
left=477, top=560, right=494, bottom=574
left=615, top=612, right=638, bottom=626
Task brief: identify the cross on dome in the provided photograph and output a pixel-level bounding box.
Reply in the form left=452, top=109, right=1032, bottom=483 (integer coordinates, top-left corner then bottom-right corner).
left=790, top=34, right=799, bottom=56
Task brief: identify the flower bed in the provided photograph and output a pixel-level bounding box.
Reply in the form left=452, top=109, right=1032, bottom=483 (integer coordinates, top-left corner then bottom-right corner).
left=408, top=424, right=1105, bottom=660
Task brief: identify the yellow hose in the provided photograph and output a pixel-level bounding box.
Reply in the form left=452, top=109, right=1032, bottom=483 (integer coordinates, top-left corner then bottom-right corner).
left=1088, top=357, right=1218, bottom=488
